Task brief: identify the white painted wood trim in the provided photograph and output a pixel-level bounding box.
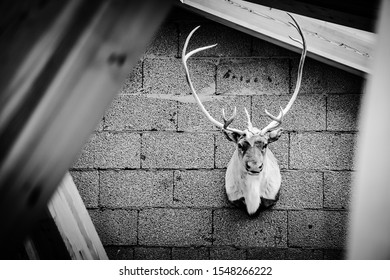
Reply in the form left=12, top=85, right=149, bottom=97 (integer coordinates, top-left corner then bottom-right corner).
left=180, top=0, right=375, bottom=75
left=48, top=173, right=108, bottom=260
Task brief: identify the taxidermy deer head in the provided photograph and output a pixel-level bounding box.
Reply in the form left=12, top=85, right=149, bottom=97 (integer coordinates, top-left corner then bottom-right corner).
left=182, top=14, right=307, bottom=216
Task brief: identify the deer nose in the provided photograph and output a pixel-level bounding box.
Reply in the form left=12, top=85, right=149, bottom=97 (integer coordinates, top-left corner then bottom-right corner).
left=246, top=162, right=263, bottom=173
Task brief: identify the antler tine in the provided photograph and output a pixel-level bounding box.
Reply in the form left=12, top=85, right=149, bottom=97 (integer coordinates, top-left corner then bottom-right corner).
left=222, top=107, right=237, bottom=129
left=260, top=14, right=307, bottom=135
left=265, top=106, right=284, bottom=129
left=182, top=26, right=244, bottom=135
left=244, top=107, right=254, bottom=131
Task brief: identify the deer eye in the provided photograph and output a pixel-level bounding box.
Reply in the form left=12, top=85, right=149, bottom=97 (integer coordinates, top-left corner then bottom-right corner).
left=238, top=142, right=248, bottom=151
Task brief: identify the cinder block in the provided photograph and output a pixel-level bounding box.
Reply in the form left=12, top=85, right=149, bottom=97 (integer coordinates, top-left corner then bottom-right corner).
left=323, top=249, right=345, bottom=260
left=139, top=208, right=212, bottom=246
left=269, top=133, right=289, bottom=170
left=214, top=133, right=236, bottom=169
left=290, top=132, right=356, bottom=170
left=118, top=60, right=143, bottom=95
left=276, top=171, right=323, bottom=209
left=179, top=23, right=252, bottom=57
left=291, top=58, right=328, bottom=94
left=69, top=171, right=99, bottom=208
left=145, top=23, right=178, bottom=57
left=291, top=57, right=364, bottom=94
left=324, top=171, right=353, bottom=209
left=247, top=248, right=323, bottom=260
left=327, top=95, right=361, bottom=131
left=134, top=247, right=171, bottom=260
left=73, top=133, right=98, bottom=168
left=214, top=24, right=252, bottom=57
left=100, top=170, right=173, bottom=208
left=217, top=58, right=290, bottom=95
left=144, top=58, right=216, bottom=95
left=178, top=96, right=250, bottom=132
left=141, top=132, right=214, bottom=168
left=326, top=67, right=364, bottom=94
left=288, top=210, right=348, bottom=248
left=215, top=132, right=288, bottom=169
left=89, top=209, right=137, bottom=245
left=73, top=132, right=141, bottom=169
left=252, top=95, right=326, bottom=131
left=210, top=247, right=246, bottom=260
left=247, top=248, right=286, bottom=260
left=173, top=170, right=228, bottom=207
left=213, top=209, right=287, bottom=247
left=284, top=248, right=323, bottom=260
left=104, top=95, right=177, bottom=131
left=252, top=38, right=297, bottom=57
left=104, top=246, right=134, bottom=260
left=172, top=247, right=209, bottom=260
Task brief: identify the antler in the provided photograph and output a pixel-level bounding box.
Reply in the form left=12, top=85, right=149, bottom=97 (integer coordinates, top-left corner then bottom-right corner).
left=260, top=14, right=307, bottom=135
left=182, top=26, right=245, bottom=135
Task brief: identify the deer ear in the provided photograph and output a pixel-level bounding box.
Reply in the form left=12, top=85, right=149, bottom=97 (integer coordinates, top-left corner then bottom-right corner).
left=223, top=130, right=242, bottom=143
left=268, top=128, right=283, bottom=143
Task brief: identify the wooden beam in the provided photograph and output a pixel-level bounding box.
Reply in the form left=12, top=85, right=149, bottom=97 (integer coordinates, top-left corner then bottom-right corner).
left=179, top=0, right=375, bottom=76
left=0, top=0, right=171, bottom=256
left=244, top=0, right=379, bottom=32
left=48, top=173, right=107, bottom=260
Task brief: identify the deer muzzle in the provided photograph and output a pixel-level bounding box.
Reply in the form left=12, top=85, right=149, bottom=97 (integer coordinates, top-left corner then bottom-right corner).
left=246, top=161, right=263, bottom=175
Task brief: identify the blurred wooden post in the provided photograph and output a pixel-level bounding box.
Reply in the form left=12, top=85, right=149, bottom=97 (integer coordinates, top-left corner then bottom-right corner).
left=347, top=0, right=390, bottom=259
left=48, top=173, right=107, bottom=260
left=0, top=0, right=172, bottom=257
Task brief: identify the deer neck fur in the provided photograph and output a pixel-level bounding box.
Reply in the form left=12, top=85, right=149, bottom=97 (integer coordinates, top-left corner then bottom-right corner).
left=225, top=147, right=281, bottom=215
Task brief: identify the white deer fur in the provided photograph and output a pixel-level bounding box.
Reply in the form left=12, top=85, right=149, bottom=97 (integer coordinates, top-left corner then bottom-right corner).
left=225, top=129, right=281, bottom=215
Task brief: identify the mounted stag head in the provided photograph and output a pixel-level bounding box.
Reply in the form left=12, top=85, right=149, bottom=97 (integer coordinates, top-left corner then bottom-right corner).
left=182, top=14, right=307, bottom=216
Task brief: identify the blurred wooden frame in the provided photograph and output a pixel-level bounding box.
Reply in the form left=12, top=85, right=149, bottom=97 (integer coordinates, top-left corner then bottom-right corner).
left=48, top=173, right=108, bottom=260
left=347, top=0, right=390, bottom=259
left=0, top=0, right=172, bottom=258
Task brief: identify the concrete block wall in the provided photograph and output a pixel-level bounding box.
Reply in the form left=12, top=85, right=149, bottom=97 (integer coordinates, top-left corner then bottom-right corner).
left=70, top=8, right=364, bottom=260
